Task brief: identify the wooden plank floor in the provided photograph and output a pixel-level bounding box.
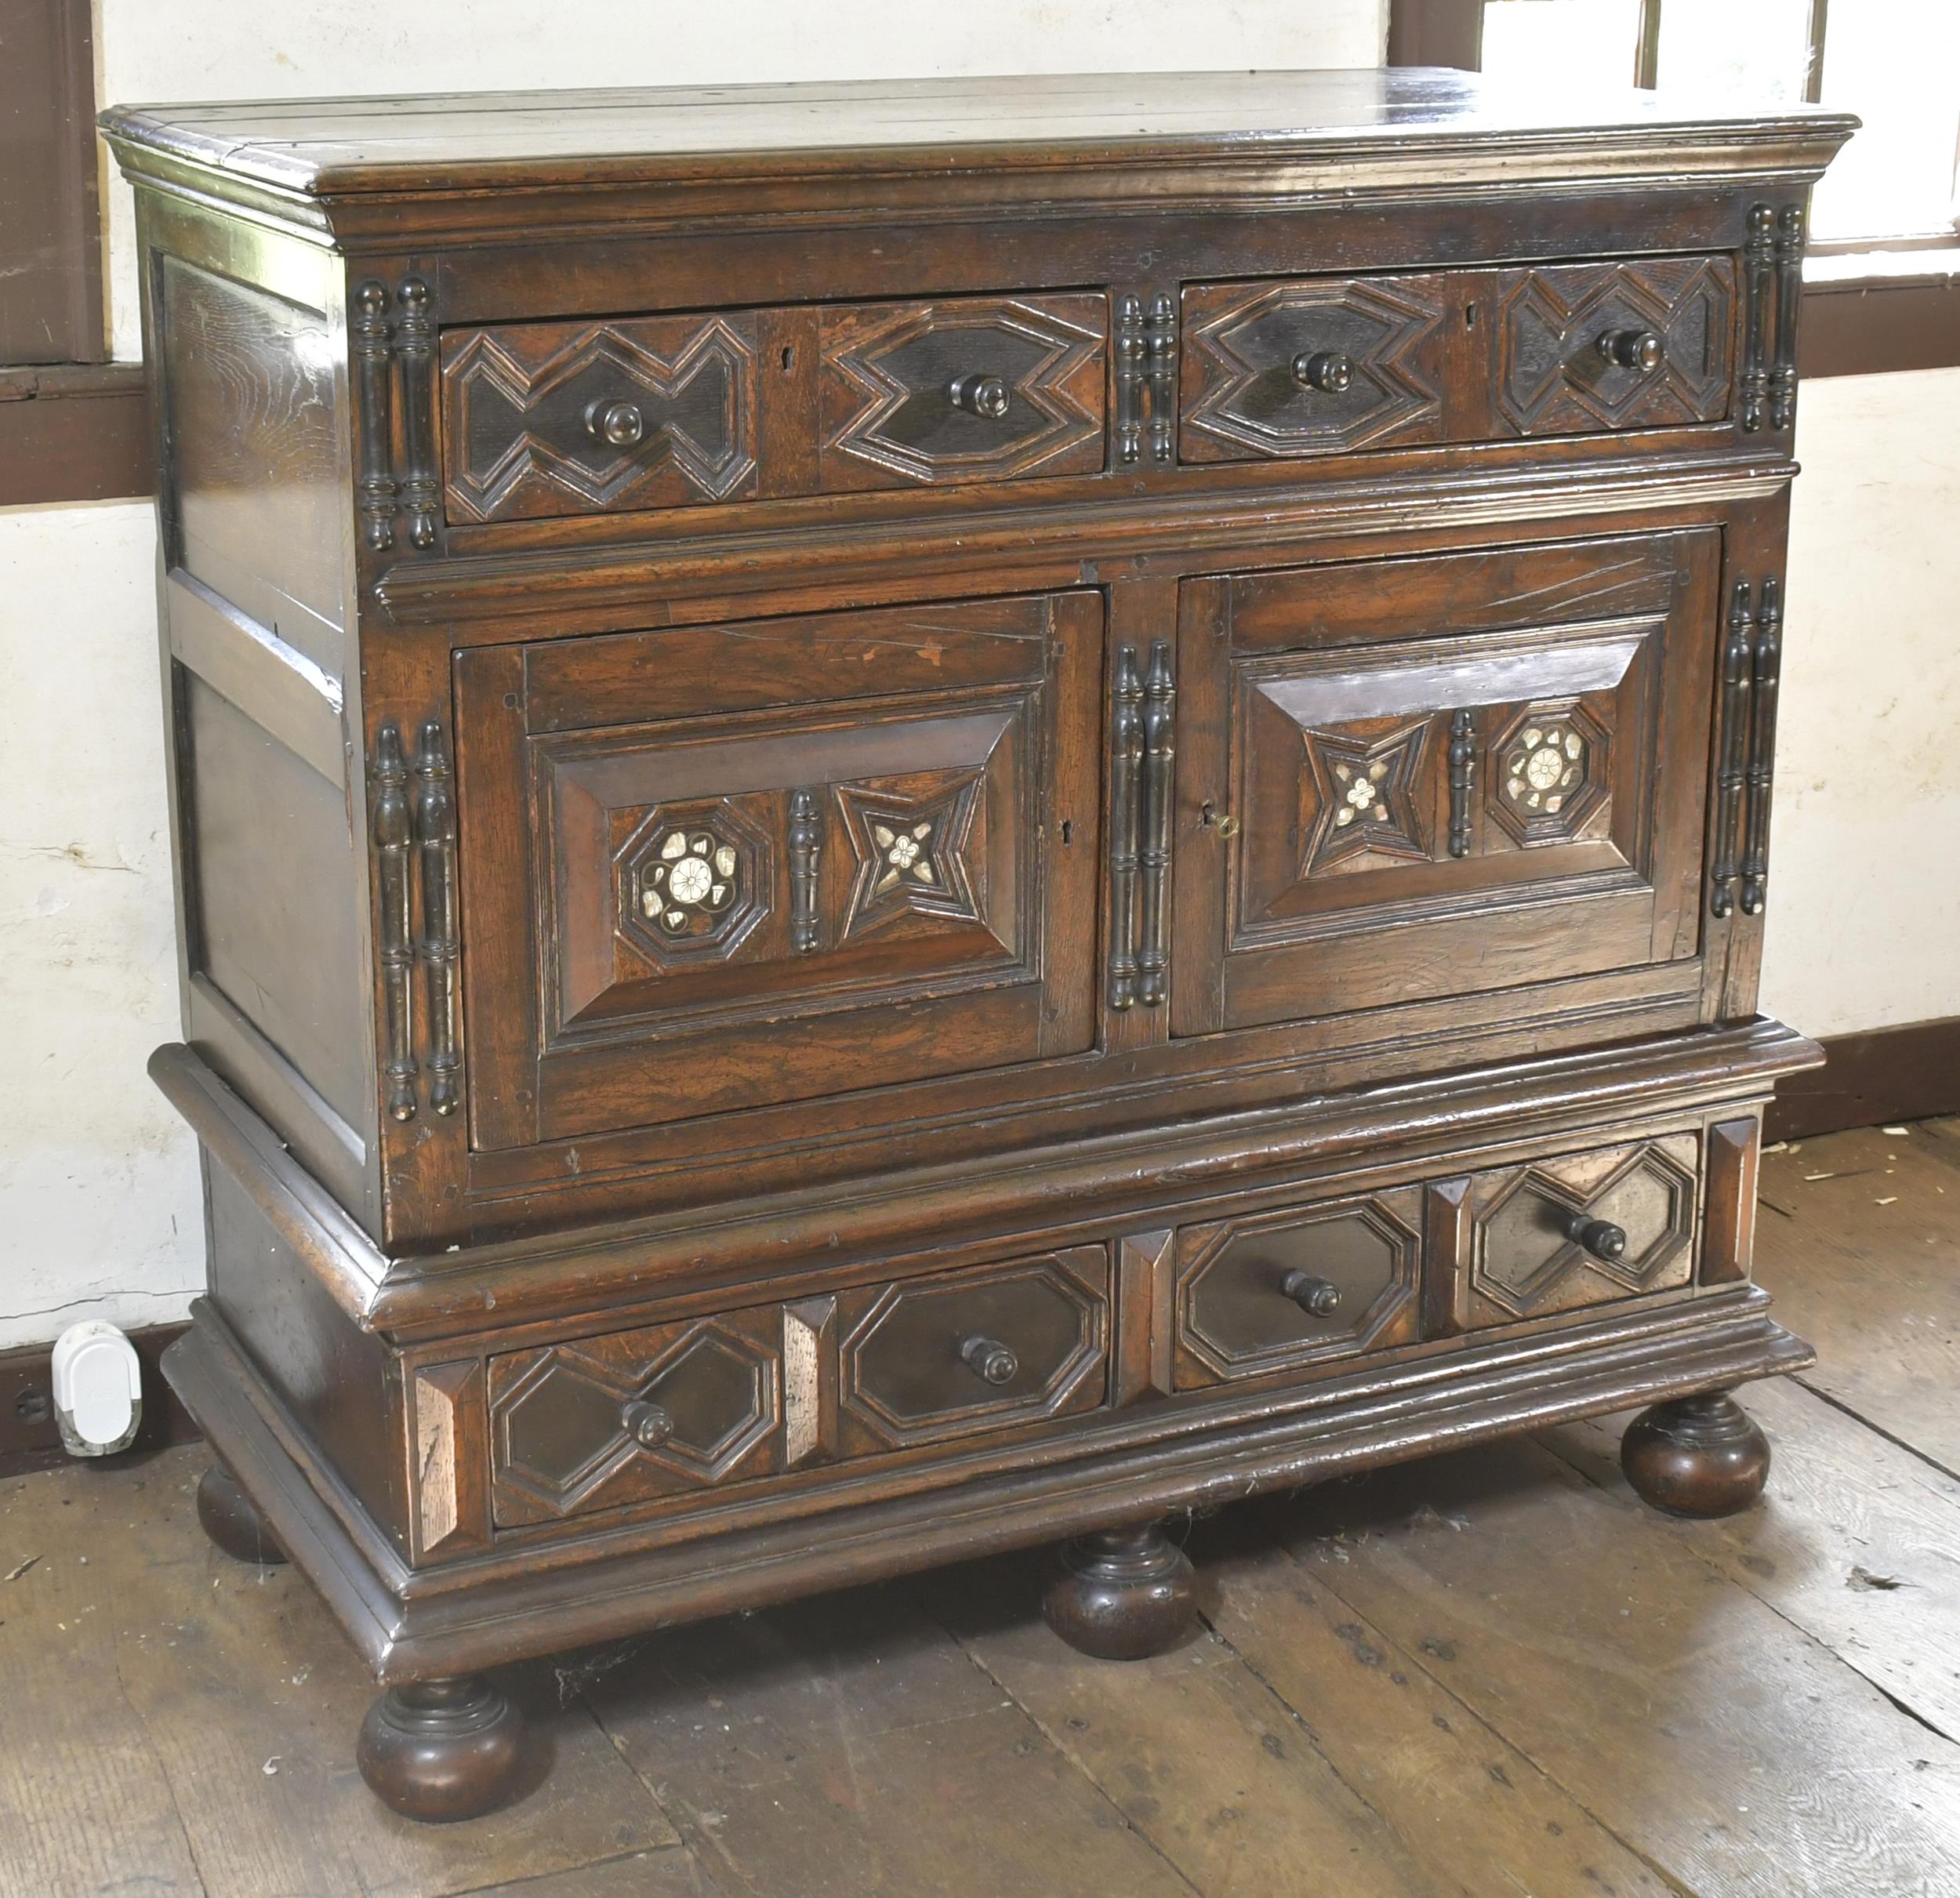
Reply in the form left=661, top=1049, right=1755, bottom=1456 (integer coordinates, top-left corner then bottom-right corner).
left=2, top=1116, right=1956, bottom=1898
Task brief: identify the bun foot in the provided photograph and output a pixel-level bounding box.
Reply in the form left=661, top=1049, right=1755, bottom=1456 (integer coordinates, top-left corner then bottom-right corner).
left=1043, top=1522, right=1198, bottom=1660
left=1622, top=1389, right=1772, bottom=1519
left=358, top=1675, right=528, bottom=1822
left=196, top=1464, right=287, bottom=1565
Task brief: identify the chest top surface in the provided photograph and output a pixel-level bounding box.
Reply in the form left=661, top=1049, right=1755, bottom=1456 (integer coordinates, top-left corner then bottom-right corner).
left=101, top=67, right=1853, bottom=212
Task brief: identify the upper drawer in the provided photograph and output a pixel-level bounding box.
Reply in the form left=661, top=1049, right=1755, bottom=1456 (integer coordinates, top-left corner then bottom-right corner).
left=1180, top=256, right=1736, bottom=463
left=439, top=291, right=1107, bottom=524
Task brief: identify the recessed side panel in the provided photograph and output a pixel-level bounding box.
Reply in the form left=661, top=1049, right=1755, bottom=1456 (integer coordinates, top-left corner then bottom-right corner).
left=155, top=256, right=344, bottom=675
left=180, top=672, right=369, bottom=1133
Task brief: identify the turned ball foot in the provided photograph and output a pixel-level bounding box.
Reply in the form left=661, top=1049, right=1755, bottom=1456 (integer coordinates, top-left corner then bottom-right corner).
left=195, top=1464, right=287, bottom=1566
left=358, top=1675, right=528, bottom=1822
left=1042, top=1521, right=1199, bottom=1660
left=1622, top=1389, right=1771, bottom=1519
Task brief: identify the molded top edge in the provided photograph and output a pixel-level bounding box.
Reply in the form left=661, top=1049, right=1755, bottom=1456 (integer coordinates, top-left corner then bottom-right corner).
left=100, top=67, right=1859, bottom=201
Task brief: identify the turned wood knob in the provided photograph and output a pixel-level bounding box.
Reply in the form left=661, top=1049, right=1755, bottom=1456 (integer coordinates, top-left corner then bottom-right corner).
left=949, top=372, right=1011, bottom=419
left=1563, top=1213, right=1628, bottom=1262
left=1291, top=350, right=1353, bottom=394
left=620, top=1399, right=673, bottom=1449
left=1280, top=1270, right=1343, bottom=1317
left=960, top=1334, right=1019, bottom=1384
left=1595, top=328, right=1664, bottom=372
left=585, top=397, right=646, bottom=446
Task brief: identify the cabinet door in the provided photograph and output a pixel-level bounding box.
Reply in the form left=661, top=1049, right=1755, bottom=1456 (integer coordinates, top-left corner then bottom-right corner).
left=1171, top=532, right=1718, bottom=1036
left=457, top=593, right=1100, bottom=1147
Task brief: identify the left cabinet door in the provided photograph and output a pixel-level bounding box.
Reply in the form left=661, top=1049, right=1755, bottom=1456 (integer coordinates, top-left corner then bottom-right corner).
left=456, top=591, right=1102, bottom=1147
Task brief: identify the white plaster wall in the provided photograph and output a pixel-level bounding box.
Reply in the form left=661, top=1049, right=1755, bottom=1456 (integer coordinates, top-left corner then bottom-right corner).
left=1759, top=367, right=1960, bottom=1038
left=97, top=1, right=1391, bottom=359
left=0, top=503, right=203, bottom=1348
left=1, top=2, right=1388, bottom=1347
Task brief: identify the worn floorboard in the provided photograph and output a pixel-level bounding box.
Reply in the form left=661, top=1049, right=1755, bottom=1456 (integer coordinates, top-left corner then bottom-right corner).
left=1756, top=1123, right=1960, bottom=1473
left=0, top=1115, right=1955, bottom=1897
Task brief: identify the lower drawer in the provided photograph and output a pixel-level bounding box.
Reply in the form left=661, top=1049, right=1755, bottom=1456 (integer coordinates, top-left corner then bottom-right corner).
left=1167, top=1127, right=1707, bottom=1390
left=485, top=1245, right=1111, bottom=1529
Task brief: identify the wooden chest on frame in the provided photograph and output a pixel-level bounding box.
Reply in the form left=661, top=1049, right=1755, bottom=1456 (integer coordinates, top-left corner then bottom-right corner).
left=100, top=68, right=1852, bottom=1820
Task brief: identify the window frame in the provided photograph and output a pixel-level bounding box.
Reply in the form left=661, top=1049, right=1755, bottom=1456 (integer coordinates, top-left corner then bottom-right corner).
left=1386, top=0, right=1960, bottom=376
left=0, top=0, right=149, bottom=505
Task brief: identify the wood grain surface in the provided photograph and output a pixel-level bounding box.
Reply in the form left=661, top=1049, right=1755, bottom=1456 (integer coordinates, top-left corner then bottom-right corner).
left=2, top=1115, right=1954, bottom=1896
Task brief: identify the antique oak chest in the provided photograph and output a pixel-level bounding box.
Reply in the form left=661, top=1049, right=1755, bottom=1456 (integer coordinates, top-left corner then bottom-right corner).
left=103, top=71, right=1853, bottom=1820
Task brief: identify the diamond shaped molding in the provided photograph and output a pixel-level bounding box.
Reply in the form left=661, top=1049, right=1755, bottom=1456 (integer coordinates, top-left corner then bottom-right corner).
left=826, top=299, right=1104, bottom=485
left=492, top=1320, right=779, bottom=1521
left=1496, top=259, right=1733, bottom=437
left=444, top=318, right=758, bottom=520
left=1474, top=1144, right=1697, bottom=1318
left=1183, top=278, right=1446, bottom=459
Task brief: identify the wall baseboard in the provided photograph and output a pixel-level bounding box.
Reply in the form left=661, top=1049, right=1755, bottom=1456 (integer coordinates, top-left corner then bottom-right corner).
left=1767, top=1015, right=1960, bottom=1143
left=0, top=1321, right=198, bottom=1480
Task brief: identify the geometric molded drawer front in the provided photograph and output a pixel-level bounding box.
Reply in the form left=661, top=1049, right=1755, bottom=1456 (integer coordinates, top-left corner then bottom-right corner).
left=441, top=311, right=762, bottom=523
left=1465, top=1131, right=1700, bottom=1327
left=488, top=1307, right=782, bottom=1526
left=1493, top=258, right=1736, bottom=438
left=835, top=1248, right=1109, bottom=1454
left=818, top=292, right=1107, bottom=492
left=1180, top=274, right=1451, bottom=463
left=1172, top=1189, right=1422, bottom=1389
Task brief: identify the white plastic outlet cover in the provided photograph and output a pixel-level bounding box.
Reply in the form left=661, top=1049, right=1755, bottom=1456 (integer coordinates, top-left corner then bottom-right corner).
left=49, top=1322, right=143, bottom=1457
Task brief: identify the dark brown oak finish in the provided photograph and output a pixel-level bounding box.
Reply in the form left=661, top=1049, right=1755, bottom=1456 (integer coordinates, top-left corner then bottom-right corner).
left=100, top=68, right=1851, bottom=1820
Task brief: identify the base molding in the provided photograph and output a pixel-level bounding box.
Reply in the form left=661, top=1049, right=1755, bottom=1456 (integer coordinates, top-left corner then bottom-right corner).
left=165, top=1289, right=1812, bottom=1684
left=1766, top=1015, right=1960, bottom=1141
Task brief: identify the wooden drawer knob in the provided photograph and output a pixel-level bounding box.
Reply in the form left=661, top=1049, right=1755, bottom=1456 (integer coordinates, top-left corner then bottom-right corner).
left=1290, top=350, right=1353, bottom=394
left=585, top=397, right=647, bottom=447
left=619, top=1399, right=673, bottom=1449
left=1595, top=328, right=1664, bottom=372
left=1280, top=1270, right=1343, bottom=1317
left=948, top=372, right=1012, bottom=419
left=1563, top=1214, right=1628, bottom=1262
left=960, top=1333, right=1020, bottom=1385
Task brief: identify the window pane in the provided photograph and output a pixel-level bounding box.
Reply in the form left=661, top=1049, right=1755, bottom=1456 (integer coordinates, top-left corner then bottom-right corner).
left=1479, top=0, right=1643, bottom=93
left=1809, top=0, right=1960, bottom=241
left=1655, top=0, right=1813, bottom=105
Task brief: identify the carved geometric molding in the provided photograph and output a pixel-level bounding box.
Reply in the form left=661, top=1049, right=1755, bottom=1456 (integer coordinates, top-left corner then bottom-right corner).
left=1494, top=258, right=1735, bottom=437
left=1181, top=276, right=1447, bottom=461
left=441, top=315, right=759, bottom=521
left=1301, top=717, right=1435, bottom=875
left=1487, top=700, right=1610, bottom=847
left=822, top=296, right=1105, bottom=488
left=838, top=1255, right=1107, bottom=1453
left=616, top=799, right=771, bottom=967
left=835, top=773, right=985, bottom=939
left=1174, top=1197, right=1420, bottom=1385
left=1474, top=1142, right=1697, bottom=1320
left=489, top=1314, right=782, bottom=1526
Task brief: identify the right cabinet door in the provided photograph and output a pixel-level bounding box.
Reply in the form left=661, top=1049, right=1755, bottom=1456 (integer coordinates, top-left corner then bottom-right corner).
left=1172, top=530, right=1718, bottom=1036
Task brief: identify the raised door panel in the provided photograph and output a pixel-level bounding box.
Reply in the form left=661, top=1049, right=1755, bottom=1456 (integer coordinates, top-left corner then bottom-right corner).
left=817, top=292, right=1106, bottom=491
left=1180, top=272, right=1457, bottom=463
left=1172, top=532, right=1719, bottom=1036
left=1491, top=258, right=1737, bottom=437
left=456, top=593, right=1102, bottom=1147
